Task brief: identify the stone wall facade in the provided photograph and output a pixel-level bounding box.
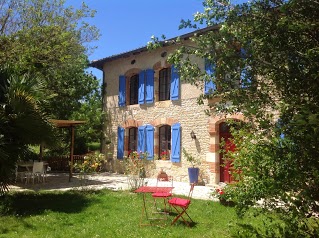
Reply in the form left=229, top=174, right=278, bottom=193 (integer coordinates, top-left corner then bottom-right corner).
left=99, top=43, right=244, bottom=185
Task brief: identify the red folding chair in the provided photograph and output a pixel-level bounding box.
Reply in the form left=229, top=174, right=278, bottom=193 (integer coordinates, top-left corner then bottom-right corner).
left=152, top=171, right=173, bottom=213
left=168, top=183, right=195, bottom=227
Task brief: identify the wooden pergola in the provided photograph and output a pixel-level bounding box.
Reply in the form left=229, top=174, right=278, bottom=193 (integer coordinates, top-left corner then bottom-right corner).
left=49, top=119, right=86, bottom=181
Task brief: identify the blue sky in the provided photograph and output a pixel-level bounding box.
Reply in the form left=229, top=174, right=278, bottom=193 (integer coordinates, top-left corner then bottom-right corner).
left=66, top=0, right=247, bottom=79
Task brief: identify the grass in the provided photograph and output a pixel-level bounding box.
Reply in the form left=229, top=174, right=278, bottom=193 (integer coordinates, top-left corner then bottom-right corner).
left=0, top=189, right=300, bottom=238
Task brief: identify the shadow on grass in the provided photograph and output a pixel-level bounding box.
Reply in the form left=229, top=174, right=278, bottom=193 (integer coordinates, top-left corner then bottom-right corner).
left=168, top=211, right=198, bottom=228
left=0, top=190, right=103, bottom=216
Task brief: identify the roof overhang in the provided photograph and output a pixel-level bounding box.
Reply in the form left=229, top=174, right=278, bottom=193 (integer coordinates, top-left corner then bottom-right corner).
left=50, top=119, right=86, bottom=128
left=89, top=25, right=219, bottom=70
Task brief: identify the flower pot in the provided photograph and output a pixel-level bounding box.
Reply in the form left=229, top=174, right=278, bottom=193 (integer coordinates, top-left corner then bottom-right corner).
left=188, top=167, right=199, bottom=184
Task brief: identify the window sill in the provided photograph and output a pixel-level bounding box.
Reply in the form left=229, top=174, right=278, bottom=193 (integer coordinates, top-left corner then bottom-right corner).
left=126, top=104, right=140, bottom=109
left=155, top=100, right=171, bottom=108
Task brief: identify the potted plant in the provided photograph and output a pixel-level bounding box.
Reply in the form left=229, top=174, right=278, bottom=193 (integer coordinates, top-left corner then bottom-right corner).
left=182, top=147, right=200, bottom=184
left=160, top=150, right=169, bottom=160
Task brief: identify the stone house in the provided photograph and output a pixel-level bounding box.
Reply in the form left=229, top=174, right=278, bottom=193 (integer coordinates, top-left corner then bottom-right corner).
left=90, top=26, right=244, bottom=185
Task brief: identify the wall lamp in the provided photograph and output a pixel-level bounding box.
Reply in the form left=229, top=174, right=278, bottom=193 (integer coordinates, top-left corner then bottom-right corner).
left=190, top=130, right=196, bottom=140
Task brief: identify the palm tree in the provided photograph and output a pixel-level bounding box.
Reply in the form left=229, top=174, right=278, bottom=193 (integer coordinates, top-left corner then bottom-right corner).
left=0, top=67, right=57, bottom=195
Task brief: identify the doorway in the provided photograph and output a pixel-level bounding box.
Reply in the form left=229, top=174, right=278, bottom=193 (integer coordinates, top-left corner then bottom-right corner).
left=219, top=122, right=236, bottom=183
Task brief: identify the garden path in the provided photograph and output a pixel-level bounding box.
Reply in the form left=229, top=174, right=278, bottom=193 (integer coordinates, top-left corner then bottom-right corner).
left=10, top=172, right=217, bottom=201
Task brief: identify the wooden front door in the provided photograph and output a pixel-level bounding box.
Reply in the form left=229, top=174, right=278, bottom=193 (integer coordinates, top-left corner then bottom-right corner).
left=219, top=122, right=236, bottom=183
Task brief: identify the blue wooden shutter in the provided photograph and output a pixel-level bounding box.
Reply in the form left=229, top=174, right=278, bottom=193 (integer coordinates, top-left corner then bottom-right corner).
left=137, top=126, right=146, bottom=153
left=240, top=48, right=251, bottom=88
left=145, top=125, right=154, bottom=160
left=204, top=59, right=216, bottom=94
left=170, top=65, right=179, bottom=100
left=138, top=71, right=145, bottom=104
left=171, top=123, right=181, bottom=163
left=117, top=126, right=124, bottom=159
left=118, top=75, right=126, bottom=107
left=145, top=69, right=154, bottom=103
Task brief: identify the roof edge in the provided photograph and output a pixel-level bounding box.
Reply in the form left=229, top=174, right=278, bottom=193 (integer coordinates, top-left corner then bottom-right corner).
left=89, top=25, right=219, bottom=70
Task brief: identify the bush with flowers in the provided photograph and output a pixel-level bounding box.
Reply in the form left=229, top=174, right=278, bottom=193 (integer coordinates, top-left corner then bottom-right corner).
left=124, top=151, right=155, bottom=190
left=73, top=152, right=105, bottom=186
left=74, top=152, right=105, bottom=174
left=124, top=151, right=151, bottom=177
left=214, top=183, right=236, bottom=206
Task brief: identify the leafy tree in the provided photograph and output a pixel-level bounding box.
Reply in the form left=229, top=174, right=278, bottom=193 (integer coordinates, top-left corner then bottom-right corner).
left=70, top=73, right=103, bottom=154
left=0, top=0, right=103, bottom=154
left=0, top=66, right=58, bottom=195
left=0, top=0, right=100, bottom=119
left=149, top=0, right=319, bottom=236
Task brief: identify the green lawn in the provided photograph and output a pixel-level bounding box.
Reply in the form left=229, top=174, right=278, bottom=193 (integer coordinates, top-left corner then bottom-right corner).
left=0, top=189, right=285, bottom=238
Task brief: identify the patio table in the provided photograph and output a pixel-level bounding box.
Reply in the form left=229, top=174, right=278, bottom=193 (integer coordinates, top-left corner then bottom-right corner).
left=17, top=162, right=34, bottom=172
left=17, top=161, right=49, bottom=171
left=134, top=186, right=174, bottom=226
left=16, top=161, right=49, bottom=183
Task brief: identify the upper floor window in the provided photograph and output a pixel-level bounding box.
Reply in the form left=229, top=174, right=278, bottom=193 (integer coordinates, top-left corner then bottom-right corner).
left=204, top=59, right=216, bottom=95
left=159, top=68, right=171, bottom=101
left=129, top=74, right=138, bottom=105
left=118, top=66, right=179, bottom=107
left=128, top=127, right=137, bottom=152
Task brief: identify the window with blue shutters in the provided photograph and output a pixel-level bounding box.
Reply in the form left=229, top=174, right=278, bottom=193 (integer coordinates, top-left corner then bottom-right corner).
left=138, top=71, right=145, bottom=104
left=117, top=126, right=124, bottom=159
left=170, top=65, right=180, bottom=100
left=119, top=69, right=154, bottom=107
left=128, top=127, right=137, bottom=153
left=204, top=59, right=216, bottom=95
left=137, top=125, right=154, bottom=160
left=138, top=69, right=154, bottom=104
left=130, top=74, right=139, bottom=105
left=239, top=48, right=252, bottom=88
left=171, top=123, right=181, bottom=163
left=137, top=126, right=146, bottom=153
left=159, top=68, right=171, bottom=101
left=118, top=75, right=126, bottom=107
left=158, top=66, right=179, bottom=101
left=145, top=125, right=154, bottom=160
left=145, top=69, right=154, bottom=103
left=159, top=125, right=171, bottom=160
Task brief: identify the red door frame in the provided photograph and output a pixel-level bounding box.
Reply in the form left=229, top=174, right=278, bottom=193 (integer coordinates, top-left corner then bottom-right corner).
left=219, top=122, right=236, bottom=183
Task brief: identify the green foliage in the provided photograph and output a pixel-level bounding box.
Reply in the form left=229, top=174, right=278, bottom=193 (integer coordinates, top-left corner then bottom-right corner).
left=87, top=142, right=101, bottom=152
left=73, top=152, right=105, bottom=174
left=123, top=151, right=154, bottom=178
left=0, top=190, right=317, bottom=237
left=0, top=0, right=102, bottom=153
left=153, top=0, right=319, bottom=236
left=0, top=1, right=100, bottom=117
left=70, top=78, right=103, bottom=154
left=214, top=184, right=237, bottom=205
left=0, top=66, right=58, bottom=195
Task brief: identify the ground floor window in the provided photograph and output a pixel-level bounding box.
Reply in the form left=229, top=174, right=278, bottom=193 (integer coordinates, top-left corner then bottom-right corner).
left=128, top=127, right=137, bottom=154
left=159, top=125, right=171, bottom=160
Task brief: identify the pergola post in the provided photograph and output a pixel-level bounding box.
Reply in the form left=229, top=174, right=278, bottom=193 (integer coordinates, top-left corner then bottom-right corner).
left=69, top=126, right=75, bottom=182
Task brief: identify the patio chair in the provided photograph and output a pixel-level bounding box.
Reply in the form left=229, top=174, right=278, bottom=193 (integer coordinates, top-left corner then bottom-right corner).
left=15, top=165, right=27, bottom=183
left=168, top=183, right=195, bottom=227
left=26, top=161, right=46, bottom=184
left=152, top=171, right=173, bottom=213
